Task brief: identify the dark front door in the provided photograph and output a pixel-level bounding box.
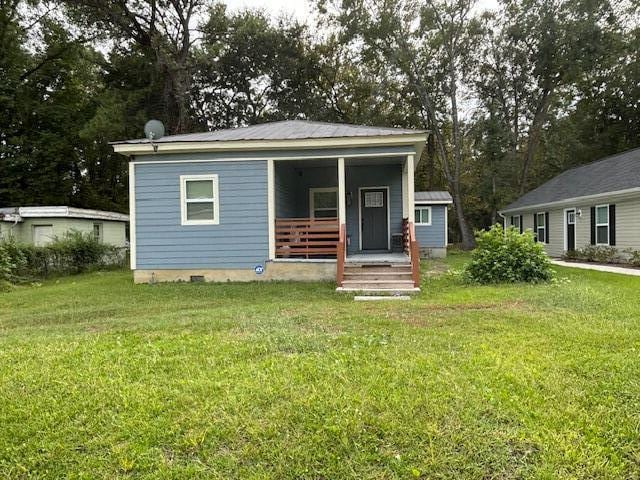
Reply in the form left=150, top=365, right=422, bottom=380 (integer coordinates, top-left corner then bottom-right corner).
left=566, top=209, right=576, bottom=252
left=361, top=188, right=388, bottom=250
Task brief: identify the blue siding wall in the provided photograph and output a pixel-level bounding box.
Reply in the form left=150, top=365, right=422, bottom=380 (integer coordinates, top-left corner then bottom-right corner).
left=414, top=204, right=447, bottom=247
left=135, top=161, right=268, bottom=269
left=345, top=164, right=403, bottom=254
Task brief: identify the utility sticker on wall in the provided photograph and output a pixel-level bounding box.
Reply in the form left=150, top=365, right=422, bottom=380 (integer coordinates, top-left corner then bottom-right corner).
left=254, top=265, right=265, bottom=275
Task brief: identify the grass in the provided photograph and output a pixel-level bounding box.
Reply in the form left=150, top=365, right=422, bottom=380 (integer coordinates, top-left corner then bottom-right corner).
left=1, top=255, right=640, bottom=479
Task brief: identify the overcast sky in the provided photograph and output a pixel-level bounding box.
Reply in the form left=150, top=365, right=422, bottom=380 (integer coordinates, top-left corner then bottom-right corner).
left=221, top=0, right=500, bottom=21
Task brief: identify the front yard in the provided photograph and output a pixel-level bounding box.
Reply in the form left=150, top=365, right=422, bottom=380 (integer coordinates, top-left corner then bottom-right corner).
left=1, top=255, right=639, bottom=478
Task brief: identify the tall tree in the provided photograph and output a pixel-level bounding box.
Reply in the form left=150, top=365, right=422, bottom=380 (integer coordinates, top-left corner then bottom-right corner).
left=317, top=0, right=484, bottom=249
left=63, top=0, right=206, bottom=134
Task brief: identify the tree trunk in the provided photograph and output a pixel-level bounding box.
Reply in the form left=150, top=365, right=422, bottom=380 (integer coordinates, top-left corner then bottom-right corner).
left=450, top=183, right=475, bottom=250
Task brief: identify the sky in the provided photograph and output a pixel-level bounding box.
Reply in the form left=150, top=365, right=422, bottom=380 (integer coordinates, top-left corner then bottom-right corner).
left=221, top=0, right=500, bottom=22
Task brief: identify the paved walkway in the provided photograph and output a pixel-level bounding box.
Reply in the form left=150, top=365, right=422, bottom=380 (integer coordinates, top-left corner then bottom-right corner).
left=551, top=260, right=640, bottom=276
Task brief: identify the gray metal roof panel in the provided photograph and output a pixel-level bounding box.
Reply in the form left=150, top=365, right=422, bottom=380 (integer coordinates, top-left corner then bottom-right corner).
left=503, top=147, right=640, bottom=211
left=113, top=120, right=426, bottom=144
left=414, top=191, right=453, bottom=202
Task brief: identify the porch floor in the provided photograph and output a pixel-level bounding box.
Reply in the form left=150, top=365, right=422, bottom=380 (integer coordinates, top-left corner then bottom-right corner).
left=346, top=252, right=410, bottom=264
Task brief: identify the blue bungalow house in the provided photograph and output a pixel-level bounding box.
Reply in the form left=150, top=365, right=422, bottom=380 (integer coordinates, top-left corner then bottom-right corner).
left=112, top=121, right=452, bottom=292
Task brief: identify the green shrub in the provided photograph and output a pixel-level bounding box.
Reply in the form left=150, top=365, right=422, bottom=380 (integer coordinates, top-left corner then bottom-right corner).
left=0, top=232, right=127, bottom=283
left=563, top=245, right=620, bottom=264
left=463, top=224, right=553, bottom=284
left=624, top=249, right=640, bottom=267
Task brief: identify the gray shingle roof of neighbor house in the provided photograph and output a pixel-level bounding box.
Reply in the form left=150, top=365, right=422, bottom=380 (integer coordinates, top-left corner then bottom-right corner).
left=502, top=147, right=640, bottom=212
left=112, top=120, right=426, bottom=144
left=414, top=191, right=453, bottom=203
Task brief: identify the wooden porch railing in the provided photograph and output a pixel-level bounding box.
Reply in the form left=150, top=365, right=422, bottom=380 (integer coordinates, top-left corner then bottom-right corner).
left=275, top=217, right=339, bottom=259
left=336, top=223, right=346, bottom=287
left=403, top=218, right=421, bottom=288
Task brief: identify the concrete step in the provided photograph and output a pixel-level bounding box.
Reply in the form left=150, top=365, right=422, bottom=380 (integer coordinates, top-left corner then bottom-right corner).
left=336, top=286, right=420, bottom=294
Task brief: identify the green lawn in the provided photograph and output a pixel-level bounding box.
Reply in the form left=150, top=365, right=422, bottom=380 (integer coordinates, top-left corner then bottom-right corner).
left=1, top=255, right=640, bottom=479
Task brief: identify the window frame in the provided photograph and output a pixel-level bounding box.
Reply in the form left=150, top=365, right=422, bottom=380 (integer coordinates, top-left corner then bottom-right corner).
left=180, top=174, right=220, bottom=226
left=93, top=222, right=103, bottom=243
left=536, top=212, right=547, bottom=244
left=512, top=215, right=521, bottom=232
left=309, top=187, right=338, bottom=219
left=415, top=206, right=432, bottom=226
left=595, top=203, right=610, bottom=245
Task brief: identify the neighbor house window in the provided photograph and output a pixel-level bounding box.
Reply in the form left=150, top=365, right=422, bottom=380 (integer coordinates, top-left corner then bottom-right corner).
left=536, top=212, right=546, bottom=243
left=595, top=204, right=609, bottom=245
left=93, top=223, right=103, bottom=243
left=511, top=215, right=522, bottom=233
left=309, top=187, right=338, bottom=218
left=415, top=206, right=432, bottom=226
left=180, top=174, right=219, bottom=225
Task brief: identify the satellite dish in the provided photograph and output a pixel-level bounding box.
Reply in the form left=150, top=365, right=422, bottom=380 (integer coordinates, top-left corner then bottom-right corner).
left=144, top=120, right=165, bottom=141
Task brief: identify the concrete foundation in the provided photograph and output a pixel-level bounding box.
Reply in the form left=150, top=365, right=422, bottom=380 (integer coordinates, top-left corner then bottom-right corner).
left=419, top=247, right=447, bottom=259
left=133, top=261, right=337, bottom=284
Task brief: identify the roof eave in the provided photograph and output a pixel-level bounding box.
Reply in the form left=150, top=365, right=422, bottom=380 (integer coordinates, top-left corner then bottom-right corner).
left=500, top=186, right=640, bottom=214
left=112, top=134, right=427, bottom=157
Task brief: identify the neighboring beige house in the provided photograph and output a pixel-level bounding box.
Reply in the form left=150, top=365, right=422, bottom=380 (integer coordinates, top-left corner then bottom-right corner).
left=500, top=147, right=640, bottom=258
left=0, top=206, right=129, bottom=247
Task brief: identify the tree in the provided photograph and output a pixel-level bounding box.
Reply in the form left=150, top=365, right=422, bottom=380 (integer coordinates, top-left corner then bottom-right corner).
left=317, top=0, right=483, bottom=249
left=63, top=0, right=206, bottom=134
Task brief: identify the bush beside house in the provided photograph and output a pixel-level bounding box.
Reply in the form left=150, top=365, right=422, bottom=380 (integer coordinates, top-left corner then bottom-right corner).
left=0, top=232, right=126, bottom=287
left=463, top=224, right=553, bottom=284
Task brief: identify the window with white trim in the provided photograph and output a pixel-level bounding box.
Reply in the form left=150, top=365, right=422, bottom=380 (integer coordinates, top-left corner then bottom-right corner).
left=180, top=174, right=219, bottom=225
left=414, top=206, right=432, bottom=226
left=310, top=187, right=338, bottom=218
left=536, top=212, right=546, bottom=243
left=595, top=204, right=609, bottom=245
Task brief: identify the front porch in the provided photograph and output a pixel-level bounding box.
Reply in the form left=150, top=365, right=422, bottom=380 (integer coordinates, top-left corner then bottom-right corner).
left=268, top=155, right=421, bottom=289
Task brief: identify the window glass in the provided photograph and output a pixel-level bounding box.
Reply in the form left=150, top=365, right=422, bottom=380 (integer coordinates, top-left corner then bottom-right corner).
left=597, top=225, right=609, bottom=244
left=93, top=223, right=102, bottom=242
left=186, top=180, right=214, bottom=199
left=414, top=209, right=421, bottom=223
left=187, top=202, right=215, bottom=221
left=536, top=213, right=546, bottom=242
left=596, top=205, right=608, bottom=224
left=314, top=191, right=337, bottom=209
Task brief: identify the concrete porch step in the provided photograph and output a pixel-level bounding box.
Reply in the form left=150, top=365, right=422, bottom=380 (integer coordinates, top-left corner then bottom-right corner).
left=336, top=286, right=421, bottom=294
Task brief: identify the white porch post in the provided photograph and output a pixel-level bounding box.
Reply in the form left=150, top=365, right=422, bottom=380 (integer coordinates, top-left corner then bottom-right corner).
left=338, top=157, right=346, bottom=225
left=267, top=159, right=275, bottom=260
left=402, top=159, right=409, bottom=219
left=407, top=154, right=415, bottom=222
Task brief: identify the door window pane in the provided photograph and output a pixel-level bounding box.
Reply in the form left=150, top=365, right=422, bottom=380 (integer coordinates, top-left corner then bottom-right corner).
left=364, top=191, right=384, bottom=208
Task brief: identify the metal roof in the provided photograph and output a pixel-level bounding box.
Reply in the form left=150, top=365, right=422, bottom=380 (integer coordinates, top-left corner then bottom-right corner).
left=503, top=147, right=640, bottom=211
left=414, top=191, right=453, bottom=203
left=112, top=120, right=426, bottom=145
left=0, top=206, right=129, bottom=222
